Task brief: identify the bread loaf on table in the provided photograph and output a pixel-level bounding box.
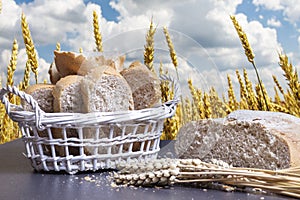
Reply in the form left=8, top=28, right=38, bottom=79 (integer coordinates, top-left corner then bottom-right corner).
left=175, top=110, right=300, bottom=170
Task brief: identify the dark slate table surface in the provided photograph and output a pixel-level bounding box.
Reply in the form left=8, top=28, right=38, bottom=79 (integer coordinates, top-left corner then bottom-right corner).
left=0, top=139, right=295, bottom=200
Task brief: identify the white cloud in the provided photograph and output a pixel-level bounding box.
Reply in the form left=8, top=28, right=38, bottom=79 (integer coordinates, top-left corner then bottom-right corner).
left=0, top=0, right=290, bottom=99
left=253, top=0, right=300, bottom=24
left=267, top=17, right=282, bottom=27
left=253, top=0, right=284, bottom=11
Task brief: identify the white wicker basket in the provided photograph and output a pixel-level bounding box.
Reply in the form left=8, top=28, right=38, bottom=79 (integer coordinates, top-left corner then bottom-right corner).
left=0, top=75, right=180, bottom=174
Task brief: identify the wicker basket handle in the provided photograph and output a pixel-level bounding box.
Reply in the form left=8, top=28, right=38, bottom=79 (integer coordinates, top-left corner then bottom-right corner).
left=0, top=85, right=44, bottom=130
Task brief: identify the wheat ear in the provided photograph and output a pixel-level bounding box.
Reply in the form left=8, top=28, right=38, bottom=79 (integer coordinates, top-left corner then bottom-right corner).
left=93, top=10, right=103, bottom=52
left=56, top=42, right=61, bottom=51
left=227, top=74, right=237, bottom=111
left=21, top=13, right=38, bottom=83
left=230, top=15, right=269, bottom=110
left=19, top=61, right=31, bottom=90
left=163, top=27, right=178, bottom=69
left=278, top=53, right=300, bottom=100
left=6, top=39, right=18, bottom=103
left=7, top=39, right=18, bottom=85
left=114, top=159, right=300, bottom=199
left=243, top=68, right=258, bottom=110
left=144, top=19, right=156, bottom=72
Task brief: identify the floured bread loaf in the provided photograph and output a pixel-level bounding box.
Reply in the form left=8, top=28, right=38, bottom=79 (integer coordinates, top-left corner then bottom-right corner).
left=81, top=65, right=134, bottom=112
left=52, top=75, right=84, bottom=156
left=53, top=75, right=84, bottom=113
left=175, top=110, right=300, bottom=170
left=121, top=61, right=161, bottom=109
left=81, top=66, right=134, bottom=154
left=22, top=83, right=55, bottom=113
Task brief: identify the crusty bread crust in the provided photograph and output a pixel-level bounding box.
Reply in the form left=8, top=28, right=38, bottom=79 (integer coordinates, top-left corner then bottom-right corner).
left=53, top=75, right=84, bottom=113
left=48, top=62, right=62, bottom=84
left=22, top=83, right=55, bottom=113
left=54, top=51, right=86, bottom=77
left=121, top=61, right=161, bottom=110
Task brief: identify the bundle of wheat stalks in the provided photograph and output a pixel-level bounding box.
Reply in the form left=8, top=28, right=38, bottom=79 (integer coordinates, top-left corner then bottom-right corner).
left=0, top=11, right=299, bottom=142
left=114, top=158, right=300, bottom=198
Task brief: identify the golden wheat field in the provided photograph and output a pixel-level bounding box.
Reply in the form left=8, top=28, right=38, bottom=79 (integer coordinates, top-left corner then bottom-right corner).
left=0, top=12, right=299, bottom=143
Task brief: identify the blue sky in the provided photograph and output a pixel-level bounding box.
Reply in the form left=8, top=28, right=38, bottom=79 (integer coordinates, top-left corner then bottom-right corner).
left=1, top=0, right=300, bottom=97
left=236, top=0, right=298, bottom=53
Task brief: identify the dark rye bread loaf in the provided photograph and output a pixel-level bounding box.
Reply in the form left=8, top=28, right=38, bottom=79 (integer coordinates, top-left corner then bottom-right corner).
left=174, top=110, right=300, bottom=170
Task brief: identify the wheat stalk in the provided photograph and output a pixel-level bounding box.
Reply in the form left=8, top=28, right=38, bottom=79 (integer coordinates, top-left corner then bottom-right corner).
left=144, top=19, right=156, bottom=72
left=278, top=53, right=300, bottom=101
left=272, top=75, right=284, bottom=95
left=209, top=87, right=227, bottom=118
left=230, top=15, right=254, bottom=63
left=273, top=87, right=282, bottom=105
left=93, top=10, right=103, bottom=52
left=163, top=27, right=178, bottom=69
left=159, top=64, right=179, bottom=140
left=243, top=68, right=258, bottom=110
left=227, top=74, right=237, bottom=111
left=19, top=61, right=31, bottom=90
left=230, top=15, right=269, bottom=111
left=114, top=158, right=300, bottom=199
left=183, top=98, right=192, bottom=122
left=6, top=39, right=18, bottom=102
left=283, top=92, right=299, bottom=117
left=21, top=13, right=38, bottom=84
left=56, top=42, right=61, bottom=51
left=188, top=78, right=205, bottom=119
left=203, top=92, right=212, bottom=118
left=235, top=70, right=247, bottom=99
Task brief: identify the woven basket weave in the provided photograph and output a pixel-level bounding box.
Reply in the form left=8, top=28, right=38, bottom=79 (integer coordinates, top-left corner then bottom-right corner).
left=0, top=75, right=179, bottom=174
